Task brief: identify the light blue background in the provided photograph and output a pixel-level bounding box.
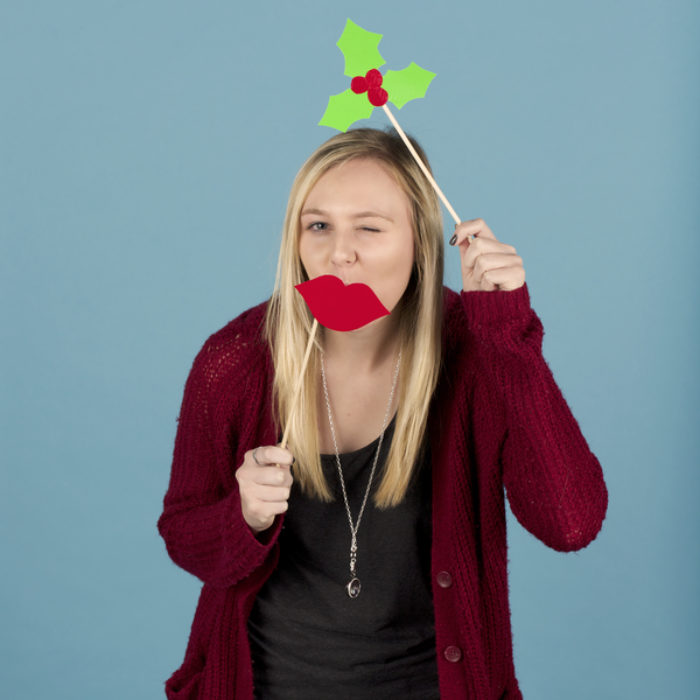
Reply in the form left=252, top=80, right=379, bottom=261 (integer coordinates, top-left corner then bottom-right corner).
left=2, top=1, right=698, bottom=698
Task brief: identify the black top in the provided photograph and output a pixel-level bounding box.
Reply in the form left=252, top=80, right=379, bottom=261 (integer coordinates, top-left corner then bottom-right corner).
left=247, top=414, right=439, bottom=699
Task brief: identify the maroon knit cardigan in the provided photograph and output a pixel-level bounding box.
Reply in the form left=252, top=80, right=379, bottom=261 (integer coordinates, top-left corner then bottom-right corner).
left=157, top=283, right=608, bottom=699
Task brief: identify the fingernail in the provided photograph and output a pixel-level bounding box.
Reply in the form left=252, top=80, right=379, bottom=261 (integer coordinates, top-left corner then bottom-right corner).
left=449, top=233, right=457, bottom=246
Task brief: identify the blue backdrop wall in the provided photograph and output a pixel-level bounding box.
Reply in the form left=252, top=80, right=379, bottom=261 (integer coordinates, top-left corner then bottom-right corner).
left=2, top=1, right=698, bottom=698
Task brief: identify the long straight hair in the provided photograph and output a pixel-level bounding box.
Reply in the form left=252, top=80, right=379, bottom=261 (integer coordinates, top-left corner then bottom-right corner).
left=262, top=128, right=444, bottom=508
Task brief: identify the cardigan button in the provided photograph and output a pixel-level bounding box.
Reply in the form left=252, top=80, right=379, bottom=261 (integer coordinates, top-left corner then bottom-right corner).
left=436, top=571, right=452, bottom=588
left=443, top=645, right=462, bottom=663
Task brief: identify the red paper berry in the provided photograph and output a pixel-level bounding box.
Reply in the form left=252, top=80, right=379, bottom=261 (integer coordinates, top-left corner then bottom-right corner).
left=351, top=76, right=367, bottom=94
left=350, top=68, right=387, bottom=105
left=365, top=69, right=383, bottom=89
left=368, top=88, right=388, bottom=106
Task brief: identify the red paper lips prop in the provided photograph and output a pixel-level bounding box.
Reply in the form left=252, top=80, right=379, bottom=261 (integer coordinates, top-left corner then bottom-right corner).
left=295, top=275, right=390, bottom=331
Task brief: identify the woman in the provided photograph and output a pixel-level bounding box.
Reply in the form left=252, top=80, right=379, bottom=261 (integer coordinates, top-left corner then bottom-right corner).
left=157, top=128, right=608, bottom=699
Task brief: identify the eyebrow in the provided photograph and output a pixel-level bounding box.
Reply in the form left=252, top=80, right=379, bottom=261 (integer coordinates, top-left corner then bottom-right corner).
left=300, top=207, right=394, bottom=222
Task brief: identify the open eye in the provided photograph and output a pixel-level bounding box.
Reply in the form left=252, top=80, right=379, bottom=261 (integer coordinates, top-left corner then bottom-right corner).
left=307, top=222, right=328, bottom=232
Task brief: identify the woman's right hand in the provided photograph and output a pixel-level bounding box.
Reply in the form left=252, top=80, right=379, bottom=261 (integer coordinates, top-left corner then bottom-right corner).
left=236, top=444, right=294, bottom=534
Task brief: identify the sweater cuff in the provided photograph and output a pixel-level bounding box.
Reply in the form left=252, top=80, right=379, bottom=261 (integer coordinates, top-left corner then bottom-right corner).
left=223, top=486, right=285, bottom=575
left=459, top=282, right=532, bottom=333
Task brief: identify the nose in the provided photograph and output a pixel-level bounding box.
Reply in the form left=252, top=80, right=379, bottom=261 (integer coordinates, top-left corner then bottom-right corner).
left=329, top=228, right=357, bottom=270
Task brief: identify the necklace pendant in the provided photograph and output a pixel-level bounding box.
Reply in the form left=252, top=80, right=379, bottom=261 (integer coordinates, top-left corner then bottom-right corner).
left=346, top=577, right=361, bottom=598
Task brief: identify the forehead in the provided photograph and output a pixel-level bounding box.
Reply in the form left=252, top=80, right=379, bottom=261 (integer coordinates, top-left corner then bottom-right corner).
left=304, top=158, right=410, bottom=210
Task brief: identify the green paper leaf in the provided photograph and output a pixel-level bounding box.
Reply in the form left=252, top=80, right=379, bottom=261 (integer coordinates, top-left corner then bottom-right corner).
left=318, top=89, right=375, bottom=132
left=383, top=62, right=436, bottom=109
left=336, top=18, right=385, bottom=77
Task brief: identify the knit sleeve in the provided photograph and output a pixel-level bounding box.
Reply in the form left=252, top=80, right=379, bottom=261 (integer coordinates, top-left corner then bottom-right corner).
left=157, top=333, right=283, bottom=589
left=461, top=283, right=608, bottom=552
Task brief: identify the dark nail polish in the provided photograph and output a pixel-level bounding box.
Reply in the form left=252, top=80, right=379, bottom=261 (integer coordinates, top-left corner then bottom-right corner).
left=449, top=233, right=457, bottom=246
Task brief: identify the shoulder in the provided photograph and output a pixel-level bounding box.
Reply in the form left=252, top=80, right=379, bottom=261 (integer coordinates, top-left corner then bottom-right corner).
left=204, top=299, right=269, bottom=352
left=188, top=299, right=271, bottom=396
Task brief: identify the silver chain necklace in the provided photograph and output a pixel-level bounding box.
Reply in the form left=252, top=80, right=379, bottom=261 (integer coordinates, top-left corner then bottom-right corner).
left=320, top=349, right=401, bottom=598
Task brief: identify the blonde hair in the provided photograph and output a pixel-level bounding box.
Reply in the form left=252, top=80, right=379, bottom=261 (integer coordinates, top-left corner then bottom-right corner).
left=262, top=128, right=444, bottom=508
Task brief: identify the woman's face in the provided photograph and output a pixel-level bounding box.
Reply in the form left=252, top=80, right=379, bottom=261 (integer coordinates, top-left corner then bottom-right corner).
left=298, top=158, right=415, bottom=315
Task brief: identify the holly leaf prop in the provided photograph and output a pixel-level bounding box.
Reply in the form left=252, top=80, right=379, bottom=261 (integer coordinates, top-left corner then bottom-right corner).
left=383, top=62, right=437, bottom=109
left=318, top=89, right=374, bottom=132
left=336, top=18, right=385, bottom=76
left=295, top=275, right=390, bottom=331
left=318, top=19, right=437, bottom=132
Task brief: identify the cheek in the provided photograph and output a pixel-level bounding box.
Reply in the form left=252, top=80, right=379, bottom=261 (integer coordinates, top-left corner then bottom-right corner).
left=298, top=233, right=314, bottom=265
left=379, top=240, right=414, bottom=295
left=389, top=233, right=415, bottom=271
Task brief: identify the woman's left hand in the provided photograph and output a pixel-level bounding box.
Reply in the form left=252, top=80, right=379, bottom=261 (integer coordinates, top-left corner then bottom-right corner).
left=450, top=218, right=526, bottom=292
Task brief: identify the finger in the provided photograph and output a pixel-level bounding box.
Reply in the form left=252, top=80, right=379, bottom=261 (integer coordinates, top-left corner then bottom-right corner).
left=480, top=273, right=499, bottom=291
left=481, top=265, right=526, bottom=291
left=461, top=242, right=518, bottom=274
left=246, top=498, right=289, bottom=523
left=264, top=500, right=289, bottom=515
left=451, top=218, right=497, bottom=245
left=250, top=446, right=294, bottom=467
left=467, top=251, right=521, bottom=276
left=463, top=257, right=518, bottom=293
left=477, top=262, right=520, bottom=286
left=251, top=483, right=292, bottom=503
left=453, top=228, right=512, bottom=254
left=252, top=465, right=294, bottom=487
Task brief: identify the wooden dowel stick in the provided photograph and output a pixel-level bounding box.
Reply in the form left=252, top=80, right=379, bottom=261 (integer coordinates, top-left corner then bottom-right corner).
left=382, top=103, right=461, bottom=226
left=279, top=317, right=319, bottom=452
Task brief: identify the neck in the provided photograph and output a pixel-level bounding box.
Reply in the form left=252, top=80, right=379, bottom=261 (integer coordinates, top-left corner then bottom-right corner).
left=321, top=312, right=401, bottom=374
